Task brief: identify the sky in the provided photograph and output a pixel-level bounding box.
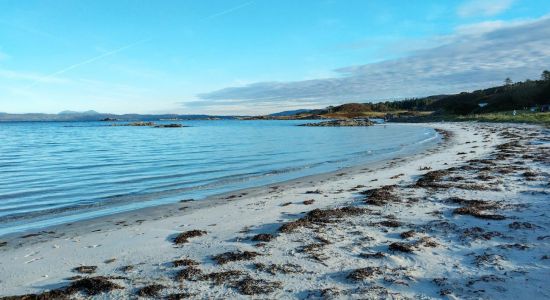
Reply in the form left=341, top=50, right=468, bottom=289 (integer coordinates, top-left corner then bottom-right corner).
left=0, top=0, right=549, bottom=115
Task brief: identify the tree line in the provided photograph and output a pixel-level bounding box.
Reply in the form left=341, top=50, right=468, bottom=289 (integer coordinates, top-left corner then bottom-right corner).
left=320, top=70, right=550, bottom=115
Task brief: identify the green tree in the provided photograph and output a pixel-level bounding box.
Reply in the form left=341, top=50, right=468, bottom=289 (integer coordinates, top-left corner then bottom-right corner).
left=504, top=77, right=513, bottom=85
left=542, top=70, right=550, bottom=81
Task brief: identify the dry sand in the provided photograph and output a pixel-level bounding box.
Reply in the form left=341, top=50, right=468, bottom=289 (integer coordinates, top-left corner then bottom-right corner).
left=0, top=122, right=548, bottom=299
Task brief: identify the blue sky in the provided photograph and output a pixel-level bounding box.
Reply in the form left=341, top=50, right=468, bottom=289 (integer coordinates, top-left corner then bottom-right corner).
left=0, top=0, right=549, bottom=114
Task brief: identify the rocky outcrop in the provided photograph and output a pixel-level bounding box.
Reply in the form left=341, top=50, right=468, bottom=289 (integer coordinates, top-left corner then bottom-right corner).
left=112, top=122, right=156, bottom=127
left=155, top=124, right=186, bottom=128
left=111, top=122, right=187, bottom=128
left=299, top=119, right=374, bottom=127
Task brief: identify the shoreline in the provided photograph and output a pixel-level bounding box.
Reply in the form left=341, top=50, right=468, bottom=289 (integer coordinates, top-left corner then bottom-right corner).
left=0, top=123, right=441, bottom=242
left=1, top=122, right=548, bottom=298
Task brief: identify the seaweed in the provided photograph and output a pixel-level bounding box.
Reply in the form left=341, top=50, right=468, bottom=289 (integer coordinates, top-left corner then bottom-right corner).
left=172, top=258, right=199, bottom=267
left=233, top=277, right=281, bottom=295
left=251, top=233, right=274, bottom=242
left=175, top=266, right=203, bottom=281
left=347, top=267, right=383, bottom=281
left=137, top=284, right=165, bottom=297
left=72, top=266, right=97, bottom=274
left=400, top=230, right=416, bottom=239
left=173, top=230, right=207, bottom=245
left=279, top=206, right=368, bottom=233
left=389, top=242, right=414, bottom=252
left=212, top=251, right=261, bottom=265
left=361, top=185, right=398, bottom=205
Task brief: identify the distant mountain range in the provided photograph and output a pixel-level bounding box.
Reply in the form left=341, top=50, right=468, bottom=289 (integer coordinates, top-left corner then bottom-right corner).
left=268, top=109, right=313, bottom=116
left=58, top=110, right=101, bottom=115
left=0, top=111, right=235, bottom=122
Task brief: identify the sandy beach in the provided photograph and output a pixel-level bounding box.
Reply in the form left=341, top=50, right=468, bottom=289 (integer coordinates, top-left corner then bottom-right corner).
left=0, top=122, right=548, bottom=299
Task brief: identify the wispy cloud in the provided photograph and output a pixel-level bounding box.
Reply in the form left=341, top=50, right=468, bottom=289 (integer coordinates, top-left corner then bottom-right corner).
left=201, top=1, right=255, bottom=21
left=27, top=39, right=151, bottom=88
left=457, top=0, right=515, bottom=18
left=0, top=69, right=68, bottom=84
left=195, top=16, right=550, bottom=113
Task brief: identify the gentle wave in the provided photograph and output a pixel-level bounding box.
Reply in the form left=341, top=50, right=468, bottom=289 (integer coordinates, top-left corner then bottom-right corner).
left=0, top=121, right=439, bottom=235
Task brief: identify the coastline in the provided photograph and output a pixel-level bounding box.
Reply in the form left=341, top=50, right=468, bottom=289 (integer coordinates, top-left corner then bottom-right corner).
left=1, top=122, right=548, bottom=299
left=0, top=123, right=440, bottom=241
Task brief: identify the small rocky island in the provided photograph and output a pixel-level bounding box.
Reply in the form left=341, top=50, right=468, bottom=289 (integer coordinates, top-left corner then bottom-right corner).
left=111, top=122, right=186, bottom=128
left=299, top=118, right=375, bottom=127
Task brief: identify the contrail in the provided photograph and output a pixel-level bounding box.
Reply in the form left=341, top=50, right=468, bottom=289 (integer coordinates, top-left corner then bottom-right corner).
left=202, top=1, right=254, bottom=21
left=28, top=38, right=150, bottom=88
left=27, top=2, right=253, bottom=88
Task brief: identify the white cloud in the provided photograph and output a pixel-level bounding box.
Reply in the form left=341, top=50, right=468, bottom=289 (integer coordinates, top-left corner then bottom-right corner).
left=0, top=69, right=68, bottom=84
left=195, top=16, right=550, bottom=113
left=457, top=0, right=515, bottom=18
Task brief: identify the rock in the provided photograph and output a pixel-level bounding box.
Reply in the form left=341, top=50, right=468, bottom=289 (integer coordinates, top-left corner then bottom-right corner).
left=112, top=122, right=155, bottom=127
left=299, top=118, right=374, bottom=127
left=155, top=124, right=185, bottom=128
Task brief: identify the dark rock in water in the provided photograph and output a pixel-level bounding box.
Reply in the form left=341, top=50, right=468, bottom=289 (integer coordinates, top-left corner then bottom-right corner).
left=100, top=118, right=117, bottom=121
left=155, top=124, right=186, bottom=128
left=112, top=122, right=155, bottom=127
left=111, top=122, right=187, bottom=128
left=299, top=118, right=374, bottom=127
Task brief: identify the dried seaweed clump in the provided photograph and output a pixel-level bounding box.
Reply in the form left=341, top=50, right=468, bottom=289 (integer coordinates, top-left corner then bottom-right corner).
left=2, top=277, right=124, bottom=299
left=137, top=284, right=165, bottom=297
left=449, top=197, right=505, bottom=220
left=359, top=252, right=386, bottom=259
left=415, top=170, right=450, bottom=188
left=212, top=251, right=261, bottom=265
left=251, top=233, right=274, bottom=242
left=389, top=242, right=414, bottom=253
left=255, top=263, right=304, bottom=275
left=173, top=230, right=207, bottom=245
left=347, top=267, right=383, bottom=281
left=378, top=220, right=401, bottom=227
left=234, top=277, right=282, bottom=295
left=66, top=276, right=123, bottom=295
left=279, top=206, right=367, bottom=233
left=453, top=207, right=505, bottom=220
left=400, top=230, right=416, bottom=239
left=361, top=185, right=398, bottom=205
left=173, top=258, right=199, bottom=267
left=166, top=292, right=196, bottom=300
left=175, top=266, right=204, bottom=281
left=73, top=266, right=98, bottom=274
left=203, top=270, right=244, bottom=285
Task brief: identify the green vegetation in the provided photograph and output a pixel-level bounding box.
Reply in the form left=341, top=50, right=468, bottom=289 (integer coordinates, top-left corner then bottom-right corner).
left=295, top=70, right=550, bottom=124
left=401, top=111, right=550, bottom=125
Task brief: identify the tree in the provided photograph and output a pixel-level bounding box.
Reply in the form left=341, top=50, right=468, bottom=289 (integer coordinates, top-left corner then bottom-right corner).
left=504, top=77, right=513, bottom=85
left=542, top=70, right=550, bottom=81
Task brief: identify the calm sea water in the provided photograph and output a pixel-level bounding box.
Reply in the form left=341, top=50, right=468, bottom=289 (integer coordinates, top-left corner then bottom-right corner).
left=0, top=120, right=439, bottom=236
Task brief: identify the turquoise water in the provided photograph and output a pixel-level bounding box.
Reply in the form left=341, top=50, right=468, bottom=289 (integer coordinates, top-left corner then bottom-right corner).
left=0, top=120, right=439, bottom=235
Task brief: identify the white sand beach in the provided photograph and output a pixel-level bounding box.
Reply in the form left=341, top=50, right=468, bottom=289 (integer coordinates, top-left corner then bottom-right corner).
left=0, top=122, right=548, bottom=299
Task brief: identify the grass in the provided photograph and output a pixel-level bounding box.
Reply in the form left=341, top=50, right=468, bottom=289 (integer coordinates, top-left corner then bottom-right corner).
left=454, top=112, right=550, bottom=124
left=388, top=110, right=550, bottom=125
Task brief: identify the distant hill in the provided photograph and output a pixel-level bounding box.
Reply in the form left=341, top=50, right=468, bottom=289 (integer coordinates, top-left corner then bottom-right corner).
left=58, top=110, right=100, bottom=115
left=0, top=112, right=235, bottom=122
left=269, top=109, right=313, bottom=116
left=288, top=72, right=550, bottom=119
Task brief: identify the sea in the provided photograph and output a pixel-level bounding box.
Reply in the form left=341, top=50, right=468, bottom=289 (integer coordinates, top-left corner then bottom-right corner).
left=0, top=120, right=439, bottom=236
